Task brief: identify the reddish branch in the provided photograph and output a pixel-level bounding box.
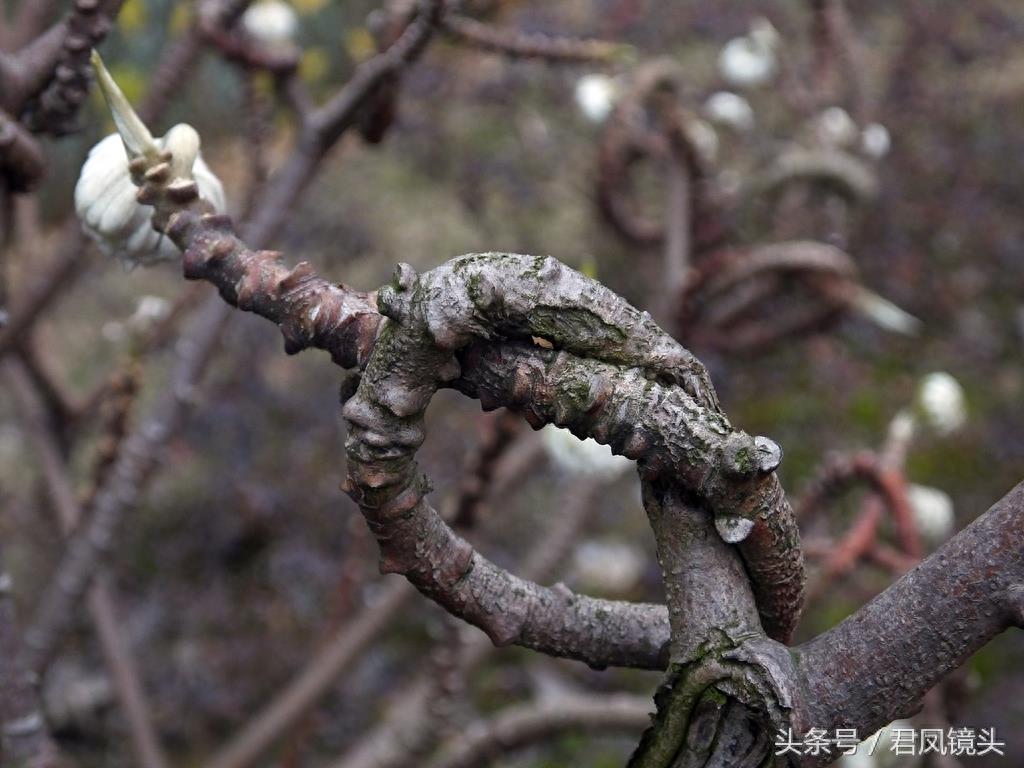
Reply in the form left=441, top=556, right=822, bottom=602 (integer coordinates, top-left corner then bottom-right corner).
left=126, top=132, right=1024, bottom=763
left=596, top=59, right=725, bottom=253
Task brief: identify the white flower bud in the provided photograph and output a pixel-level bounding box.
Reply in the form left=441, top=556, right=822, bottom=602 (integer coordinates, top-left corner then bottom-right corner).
left=541, top=424, right=631, bottom=480
left=907, top=484, right=955, bottom=544
left=816, top=106, right=859, bottom=149
left=685, top=118, right=719, bottom=164
left=572, top=540, right=646, bottom=595
left=861, top=122, right=891, bottom=159
left=241, top=0, right=299, bottom=49
left=703, top=91, right=755, bottom=131
left=75, top=133, right=226, bottom=267
left=75, top=52, right=226, bottom=267
left=718, top=18, right=780, bottom=89
left=574, top=73, right=619, bottom=124
left=916, top=372, right=967, bottom=436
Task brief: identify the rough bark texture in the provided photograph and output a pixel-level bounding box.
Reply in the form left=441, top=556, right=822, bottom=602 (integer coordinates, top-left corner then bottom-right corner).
left=116, top=75, right=1024, bottom=764
left=796, top=480, right=1024, bottom=766
left=628, top=481, right=800, bottom=768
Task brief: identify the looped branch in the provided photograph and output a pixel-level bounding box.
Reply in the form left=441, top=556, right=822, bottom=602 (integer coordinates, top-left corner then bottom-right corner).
left=678, top=240, right=865, bottom=352
left=596, top=59, right=725, bottom=253
left=340, top=254, right=804, bottom=657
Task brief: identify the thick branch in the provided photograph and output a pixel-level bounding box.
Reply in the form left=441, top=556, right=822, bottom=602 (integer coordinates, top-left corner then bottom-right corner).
left=795, top=480, right=1024, bottom=764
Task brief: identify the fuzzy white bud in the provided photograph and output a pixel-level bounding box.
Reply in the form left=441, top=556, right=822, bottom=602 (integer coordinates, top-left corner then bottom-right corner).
left=76, top=52, right=226, bottom=267
left=574, top=73, right=618, bottom=124
left=241, top=0, right=299, bottom=49
left=861, top=122, right=891, bottom=159
left=703, top=91, right=755, bottom=132
left=907, top=484, right=955, bottom=544
left=816, top=106, right=859, bottom=149
left=718, top=18, right=780, bottom=89
left=916, top=372, right=967, bottom=436
left=75, top=134, right=226, bottom=267
left=685, top=118, right=719, bottom=164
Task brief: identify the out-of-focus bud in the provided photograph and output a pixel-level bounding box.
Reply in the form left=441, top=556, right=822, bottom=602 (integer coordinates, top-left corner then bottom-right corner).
left=685, top=118, right=719, bottom=164
left=861, top=122, right=891, bottom=159
left=816, top=106, right=858, bottom=149
left=718, top=18, right=780, bottom=88
left=75, top=52, right=226, bottom=267
left=128, top=295, right=171, bottom=334
left=241, top=0, right=299, bottom=50
left=703, top=91, right=755, bottom=132
left=907, top=484, right=955, bottom=544
left=574, top=73, right=619, bottom=124
left=916, top=371, right=967, bottom=436
left=541, top=424, right=632, bottom=481
left=572, top=540, right=646, bottom=595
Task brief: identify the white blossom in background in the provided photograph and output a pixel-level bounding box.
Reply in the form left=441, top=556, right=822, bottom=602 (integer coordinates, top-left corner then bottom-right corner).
left=916, top=372, right=967, bottom=435
left=75, top=53, right=226, bottom=268
left=816, top=106, right=859, bottom=149
left=907, top=484, right=955, bottom=544
left=703, top=91, right=755, bottom=131
left=241, top=0, right=299, bottom=49
left=718, top=17, right=780, bottom=88
left=541, top=424, right=632, bottom=480
left=860, top=122, right=891, bottom=159
left=574, top=73, right=619, bottom=123
left=572, top=540, right=646, bottom=595
left=685, top=118, right=719, bottom=163
left=128, top=295, right=171, bottom=333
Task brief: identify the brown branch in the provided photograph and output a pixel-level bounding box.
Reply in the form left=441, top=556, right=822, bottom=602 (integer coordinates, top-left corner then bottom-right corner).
left=448, top=409, right=523, bottom=527
left=424, top=694, right=651, bottom=768
left=6, top=360, right=169, bottom=768
left=596, top=60, right=725, bottom=253
left=441, top=13, right=628, bottom=63
left=21, top=296, right=231, bottom=674
left=208, top=412, right=535, bottom=768
left=23, top=0, right=127, bottom=136
left=0, top=209, right=89, bottom=364
left=309, top=0, right=443, bottom=150
left=135, top=183, right=803, bottom=664
left=0, top=108, right=46, bottom=192
left=0, top=549, right=62, bottom=768
left=16, top=0, right=446, bottom=712
left=797, top=481, right=1024, bottom=765
left=327, top=478, right=605, bottom=768
left=205, top=579, right=416, bottom=768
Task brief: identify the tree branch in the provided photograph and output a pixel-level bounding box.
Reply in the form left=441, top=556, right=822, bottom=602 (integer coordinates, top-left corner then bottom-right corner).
left=424, top=693, right=651, bottom=768
left=795, top=480, right=1024, bottom=765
